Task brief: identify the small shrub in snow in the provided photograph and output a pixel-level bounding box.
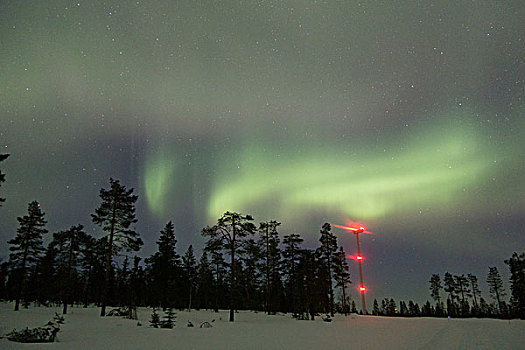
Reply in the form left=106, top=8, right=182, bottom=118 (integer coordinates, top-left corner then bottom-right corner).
left=149, top=308, right=160, bottom=328
left=160, top=308, right=176, bottom=329
left=200, top=322, right=212, bottom=328
left=54, top=312, right=65, bottom=324
left=5, top=319, right=61, bottom=343
left=322, top=315, right=332, bottom=322
left=106, top=308, right=123, bottom=316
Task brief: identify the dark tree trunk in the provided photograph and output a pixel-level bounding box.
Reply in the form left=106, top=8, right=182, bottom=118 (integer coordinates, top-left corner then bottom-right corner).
left=63, top=235, right=75, bottom=314
left=101, top=205, right=116, bottom=317
left=14, top=247, right=29, bottom=311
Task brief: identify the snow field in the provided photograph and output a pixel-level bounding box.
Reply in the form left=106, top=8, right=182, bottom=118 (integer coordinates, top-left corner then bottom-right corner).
left=0, top=303, right=524, bottom=349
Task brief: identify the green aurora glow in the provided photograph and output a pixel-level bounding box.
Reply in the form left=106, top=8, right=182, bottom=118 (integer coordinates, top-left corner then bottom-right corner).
left=209, top=116, right=492, bottom=221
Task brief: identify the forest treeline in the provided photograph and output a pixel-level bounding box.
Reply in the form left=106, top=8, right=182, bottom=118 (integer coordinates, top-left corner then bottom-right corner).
left=1, top=171, right=524, bottom=320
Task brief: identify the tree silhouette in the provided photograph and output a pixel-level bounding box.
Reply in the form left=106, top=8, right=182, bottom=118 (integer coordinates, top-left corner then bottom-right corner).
left=443, top=272, right=457, bottom=315
left=92, top=178, right=142, bottom=316
left=146, top=221, right=180, bottom=308
left=454, top=274, right=471, bottom=316
left=8, top=201, right=48, bottom=311
left=468, top=273, right=481, bottom=315
left=316, top=223, right=338, bottom=316
left=486, top=266, right=506, bottom=316
left=51, top=224, right=90, bottom=314
left=429, top=274, right=442, bottom=304
left=258, top=220, right=281, bottom=314
left=504, top=252, right=525, bottom=319
left=0, top=154, right=9, bottom=206
left=202, top=211, right=256, bottom=322
left=282, top=233, right=304, bottom=315
left=333, top=246, right=351, bottom=315
left=182, top=245, right=197, bottom=311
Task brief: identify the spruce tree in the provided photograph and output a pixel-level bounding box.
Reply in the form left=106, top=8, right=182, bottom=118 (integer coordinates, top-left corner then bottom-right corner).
left=316, top=223, right=338, bottom=316
left=161, top=308, right=176, bottom=328
left=282, top=233, right=304, bottom=315
left=34, top=244, right=58, bottom=304
left=182, top=245, right=197, bottom=311
left=296, top=249, right=320, bottom=320
left=91, top=178, right=142, bottom=316
left=146, top=221, right=181, bottom=309
left=333, top=246, right=351, bottom=315
left=196, top=251, right=214, bottom=310
left=258, top=220, right=281, bottom=314
left=129, top=256, right=145, bottom=311
left=372, top=299, right=380, bottom=316
left=240, top=237, right=263, bottom=310
left=202, top=211, right=256, bottom=322
left=51, top=224, right=90, bottom=314
left=205, top=242, right=226, bottom=312
left=8, top=201, right=48, bottom=311
left=486, top=266, right=506, bottom=315
left=0, top=261, right=8, bottom=300
left=0, top=154, right=9, bottom=206
left=504, top=253, right=525, bottom=319
left=149, top=307, right=160, bottom=328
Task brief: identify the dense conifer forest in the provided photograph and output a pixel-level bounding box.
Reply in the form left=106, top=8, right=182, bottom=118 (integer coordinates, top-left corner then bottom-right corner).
left=1, top=171, right=524, bottom=320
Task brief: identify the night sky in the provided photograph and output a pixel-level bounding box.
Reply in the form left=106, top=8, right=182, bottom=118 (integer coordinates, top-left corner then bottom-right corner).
left=1, top=1, right=523, bottom=305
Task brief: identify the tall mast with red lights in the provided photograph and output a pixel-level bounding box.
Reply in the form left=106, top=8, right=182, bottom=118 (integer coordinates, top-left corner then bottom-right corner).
left=334, top=223, right=368, bottom=314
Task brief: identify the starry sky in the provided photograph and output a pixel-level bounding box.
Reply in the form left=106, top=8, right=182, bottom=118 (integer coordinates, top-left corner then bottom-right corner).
left=1, top=0, right=523, bottom=305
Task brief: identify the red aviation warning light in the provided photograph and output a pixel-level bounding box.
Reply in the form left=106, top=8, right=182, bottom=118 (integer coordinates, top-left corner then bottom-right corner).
left=346, top=254, right=364, bottom=261
left=359, top=286, right=366, bottom=293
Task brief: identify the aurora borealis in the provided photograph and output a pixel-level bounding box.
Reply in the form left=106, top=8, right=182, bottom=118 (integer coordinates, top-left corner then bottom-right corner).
left=1, top=0, right=523, bottom=303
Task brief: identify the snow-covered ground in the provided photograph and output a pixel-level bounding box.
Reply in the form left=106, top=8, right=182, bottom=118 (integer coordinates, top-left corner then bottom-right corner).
left=1, top=302, right=524, bottom=349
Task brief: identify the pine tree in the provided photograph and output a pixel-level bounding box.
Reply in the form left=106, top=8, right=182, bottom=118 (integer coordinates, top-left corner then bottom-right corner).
left=504, top=253, right=525, bottom=319
left=333, top=246, right=351, bottom=315
left=282, top=233, right=304, bottom=315
left=0, top=154, right=9, bottom=206
left=258, top=220, right=281, bottom=314
left=91, top=178, right=142, bottom=316
left=316, top=223, right=338, bottom=316
left=443, top=272, right=457, bottom=316
left=201, top=211, right=256, bottom=322
left=182, top=245, right=197, bottom=311
left=8, top=201, right=48, bottom=311
left=454, top=274, right=471, bottom=316
left=51, top=224, right=90, bottom=314
left=429, top=274, right=442, bottom=304
left=468, top=273, right=481, bottom=315
left=486, top=266, right=506, bottom=316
